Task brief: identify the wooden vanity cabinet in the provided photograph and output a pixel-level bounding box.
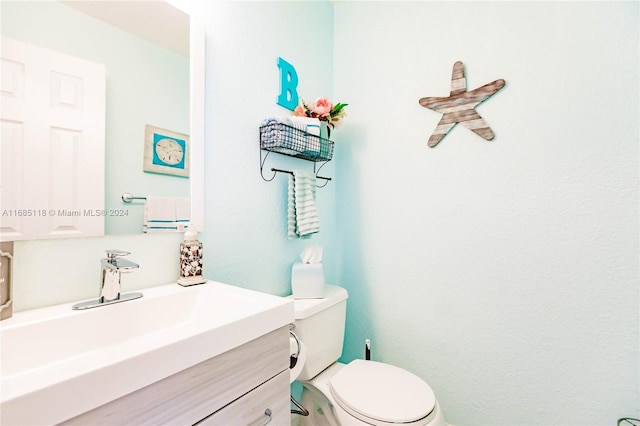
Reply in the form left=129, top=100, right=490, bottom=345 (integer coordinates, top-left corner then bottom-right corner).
left=61, top=326, right=290, bottom=425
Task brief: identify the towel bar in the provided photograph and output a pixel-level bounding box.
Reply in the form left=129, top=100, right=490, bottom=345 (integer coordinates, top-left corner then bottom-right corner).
left=121, top=193, right=147, bottom=203
left=271, top=168, right=331, bottom=181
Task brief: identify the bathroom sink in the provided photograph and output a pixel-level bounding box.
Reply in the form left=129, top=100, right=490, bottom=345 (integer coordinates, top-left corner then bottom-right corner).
left=0, top=281, right=294, bottom=425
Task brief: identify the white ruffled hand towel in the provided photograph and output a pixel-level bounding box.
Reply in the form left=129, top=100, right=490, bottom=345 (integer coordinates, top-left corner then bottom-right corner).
left=288, top=170, right=319, bottom=239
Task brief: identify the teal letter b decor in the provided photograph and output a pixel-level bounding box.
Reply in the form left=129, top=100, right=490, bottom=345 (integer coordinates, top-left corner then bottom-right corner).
left=277, top=57, right=299, bottom=110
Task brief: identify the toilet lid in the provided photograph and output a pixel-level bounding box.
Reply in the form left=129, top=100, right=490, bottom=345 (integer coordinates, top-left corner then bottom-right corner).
left=329, top=359, right=436, bottom=424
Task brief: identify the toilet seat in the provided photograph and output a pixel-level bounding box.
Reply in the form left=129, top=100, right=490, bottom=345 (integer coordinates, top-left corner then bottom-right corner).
left=329, top=359, right=436, bottom=425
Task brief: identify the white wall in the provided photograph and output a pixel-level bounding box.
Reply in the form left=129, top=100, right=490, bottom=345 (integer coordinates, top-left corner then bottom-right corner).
left=334, top=2, right=638, bottom=425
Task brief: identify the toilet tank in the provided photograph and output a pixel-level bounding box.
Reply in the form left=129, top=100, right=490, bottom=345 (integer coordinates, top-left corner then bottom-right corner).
left=292, top=285, right=348, bottom=381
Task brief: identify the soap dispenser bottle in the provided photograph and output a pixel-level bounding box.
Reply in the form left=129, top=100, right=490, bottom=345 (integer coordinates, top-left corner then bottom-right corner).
left=177, top=223, right=207, bottom=286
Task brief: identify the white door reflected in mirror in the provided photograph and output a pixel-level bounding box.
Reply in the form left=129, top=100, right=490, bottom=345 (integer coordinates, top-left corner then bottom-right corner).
left=0, top=37, right=106, bottom=241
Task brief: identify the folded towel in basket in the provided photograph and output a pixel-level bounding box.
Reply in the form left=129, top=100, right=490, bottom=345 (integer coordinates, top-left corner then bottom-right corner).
left=291, top=117, right=321, bottom=155
left=261, top=116, right=296, bottom=154
left=261, top=116, right=321, bottom=157
left=288, top=170, right=319, bottom=239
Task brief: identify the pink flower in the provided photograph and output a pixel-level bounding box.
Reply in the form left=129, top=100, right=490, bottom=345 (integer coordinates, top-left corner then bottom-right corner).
left=290, top=98, right=347, bottom=134
left=293, top=104, right=307, bottom=117
left=312, top=98, right=333, bottom=118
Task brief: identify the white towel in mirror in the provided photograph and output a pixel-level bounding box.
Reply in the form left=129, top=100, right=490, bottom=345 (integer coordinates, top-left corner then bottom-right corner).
left=143, top=196, right=191, bottom=233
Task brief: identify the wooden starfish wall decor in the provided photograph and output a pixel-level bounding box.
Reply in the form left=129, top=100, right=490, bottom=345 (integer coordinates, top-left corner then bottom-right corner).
left=419, top=61, right=505, bottom=148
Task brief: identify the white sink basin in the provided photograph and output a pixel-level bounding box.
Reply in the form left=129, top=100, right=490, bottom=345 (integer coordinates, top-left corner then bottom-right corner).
left=0, top=281, right=293, bottom=425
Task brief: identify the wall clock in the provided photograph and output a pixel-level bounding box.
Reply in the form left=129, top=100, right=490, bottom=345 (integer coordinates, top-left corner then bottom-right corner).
left=143, top=125, right=189, bottom=177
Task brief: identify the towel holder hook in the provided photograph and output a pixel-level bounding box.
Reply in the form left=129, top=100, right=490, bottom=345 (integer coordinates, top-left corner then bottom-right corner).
left=259, top=150, right=278, bottom=182
left=314, top=161, right=330, bottom=188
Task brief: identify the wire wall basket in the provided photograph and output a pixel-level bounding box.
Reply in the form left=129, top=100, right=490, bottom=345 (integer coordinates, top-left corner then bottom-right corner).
left=260, top=122, right=334, bottom=162
left=618, top=419, right=640, bottom=426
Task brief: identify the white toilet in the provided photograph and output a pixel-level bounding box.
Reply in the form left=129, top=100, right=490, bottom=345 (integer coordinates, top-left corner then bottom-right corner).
left=290, top=285, right=446, bottom=426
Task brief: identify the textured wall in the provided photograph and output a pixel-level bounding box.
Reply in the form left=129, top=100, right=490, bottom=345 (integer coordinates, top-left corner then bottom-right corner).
left=8, top=2, right=638, bottom=425
left=187, top=0, right=337, bottom=296
left=333, top=2, right=639, bottom=425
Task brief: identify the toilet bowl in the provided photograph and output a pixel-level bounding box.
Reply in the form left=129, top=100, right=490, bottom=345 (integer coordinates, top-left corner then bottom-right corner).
left=290, top=285, right=445, bottom=426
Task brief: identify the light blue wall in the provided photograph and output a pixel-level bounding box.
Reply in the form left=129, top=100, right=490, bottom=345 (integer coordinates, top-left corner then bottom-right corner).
left=185, top=0, right=337, bottom=296
left=12, top=233, right=184, bottom=311
left=333, top=1, right=638, bottom=425
left=6, top=1, right=638, bottom=425
left=1, top=1, right=189, bottom=235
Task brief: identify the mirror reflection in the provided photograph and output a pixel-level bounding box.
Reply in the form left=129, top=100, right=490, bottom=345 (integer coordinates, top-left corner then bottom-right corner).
left=1, top=0, right=190, bottom=237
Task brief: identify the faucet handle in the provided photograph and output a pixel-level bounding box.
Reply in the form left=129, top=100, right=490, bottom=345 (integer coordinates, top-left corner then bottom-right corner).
left=105, top=249, right=131, bottom=260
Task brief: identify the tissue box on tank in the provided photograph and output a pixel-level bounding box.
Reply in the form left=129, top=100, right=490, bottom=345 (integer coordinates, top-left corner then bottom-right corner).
left=291, top=262, right=325, bottom=299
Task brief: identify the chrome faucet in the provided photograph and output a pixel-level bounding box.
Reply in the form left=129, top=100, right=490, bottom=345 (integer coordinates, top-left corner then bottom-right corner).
left=99, top=250, right=139, bottom=302
left=72, top=249, right=143, bottom=310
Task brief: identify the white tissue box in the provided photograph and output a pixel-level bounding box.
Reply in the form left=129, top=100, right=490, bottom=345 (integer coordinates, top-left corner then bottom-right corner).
left=291, top=263, right=325, bottom=299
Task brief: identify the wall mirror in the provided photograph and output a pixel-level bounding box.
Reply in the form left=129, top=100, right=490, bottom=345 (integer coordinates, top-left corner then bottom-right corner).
left=0, top=0, right=204, bottom=239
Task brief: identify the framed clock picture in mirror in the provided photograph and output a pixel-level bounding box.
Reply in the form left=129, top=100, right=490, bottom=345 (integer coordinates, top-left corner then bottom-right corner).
left=143, top=124, right=190, bottom=177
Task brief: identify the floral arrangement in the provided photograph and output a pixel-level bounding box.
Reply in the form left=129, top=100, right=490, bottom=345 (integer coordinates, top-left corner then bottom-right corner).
left=293, top=98, right=348, bottom=131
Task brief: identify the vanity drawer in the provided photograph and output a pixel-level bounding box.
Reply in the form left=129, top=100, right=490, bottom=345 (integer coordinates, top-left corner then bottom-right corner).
left=62, top=326, right=289, bottom=425
left=196, top=370, right=290, bottom=425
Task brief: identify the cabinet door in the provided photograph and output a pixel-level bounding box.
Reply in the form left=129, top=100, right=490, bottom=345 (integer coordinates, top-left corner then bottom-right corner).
left=1, top=37, right=105, bottom=241
left=196, top=370, right=290, bottom=426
